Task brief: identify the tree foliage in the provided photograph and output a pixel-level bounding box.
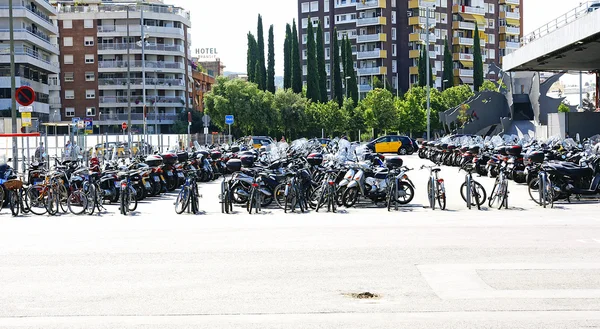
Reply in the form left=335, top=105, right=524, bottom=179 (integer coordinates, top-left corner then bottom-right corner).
left=316, top=22, right=328, bottom=103
left=473, top=24, right=483, bottom=92
left=305, top=19, right=320, bottom=103
left=267, top=24, right=275, bottom=93
left=256, top=14, right=267, bottom=91
left=246, top=33, right=257, bottom=83
left=442, top=37, right=454, bottom=90
left=359, top=88, right=397, bottom=132
left=283, top=24, right=292, bottom=90
left=441, top=84, right=475, bottom=109
left=343, top=37, right=358, bottom=104
left=558, top=102, right=570, bottom=113
left=291, top=20, right=302, bottom=94
left=331, top=28, right=343, bottom=105
left=273, top=89, right=307, bottom=138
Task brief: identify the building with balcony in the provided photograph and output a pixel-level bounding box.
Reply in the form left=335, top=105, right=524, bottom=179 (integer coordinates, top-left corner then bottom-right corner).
left=0, top=0, right=60, bottom=128
left=52, top=0, right=192, bottom=133
left=298, top=0, right=523, bottom=95
left=191, top=70, right=215, bottom=113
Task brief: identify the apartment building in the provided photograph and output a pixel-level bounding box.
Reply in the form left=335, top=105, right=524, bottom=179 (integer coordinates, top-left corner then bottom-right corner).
left=0, top=0, right=61, bottom=127
left=52, top=0, right=192, bottom=134
left=297, top=0, right=523, bottom=96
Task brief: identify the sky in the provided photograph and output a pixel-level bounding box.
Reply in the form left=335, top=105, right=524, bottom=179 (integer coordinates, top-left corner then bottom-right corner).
left=168, top=0, right=592, bottom=83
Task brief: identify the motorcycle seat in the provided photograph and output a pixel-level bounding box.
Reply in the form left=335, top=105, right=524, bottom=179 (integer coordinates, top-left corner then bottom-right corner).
left=547, top=164, right=593, bottom=177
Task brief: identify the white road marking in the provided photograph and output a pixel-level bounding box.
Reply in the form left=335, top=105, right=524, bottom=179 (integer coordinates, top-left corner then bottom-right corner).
left=418, top=263, right=600, bottom=300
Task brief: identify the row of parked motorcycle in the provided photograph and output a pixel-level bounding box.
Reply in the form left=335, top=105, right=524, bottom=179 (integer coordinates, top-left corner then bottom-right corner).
left=417, top=134, right=600, bottom=206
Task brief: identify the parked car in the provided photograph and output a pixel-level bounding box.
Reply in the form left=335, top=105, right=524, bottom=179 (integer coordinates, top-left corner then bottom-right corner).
left=588, top=2, right=600, bottom=12
left=366, top=135, right=415, bottom=155
left=318, top=138, right=331, bottom=147
left=251, top=136, right=275, bottom=150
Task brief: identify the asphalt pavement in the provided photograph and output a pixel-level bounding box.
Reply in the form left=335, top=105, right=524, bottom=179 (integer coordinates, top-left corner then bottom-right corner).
left=1, top=155, right=599, bottom=328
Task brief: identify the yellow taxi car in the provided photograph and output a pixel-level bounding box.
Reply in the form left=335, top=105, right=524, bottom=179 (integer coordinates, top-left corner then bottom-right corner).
left=251, top=136, right=275, bottom=150
left=318, top=138, right=331, bottom=147
left=366, top=135, right=405, bottom=154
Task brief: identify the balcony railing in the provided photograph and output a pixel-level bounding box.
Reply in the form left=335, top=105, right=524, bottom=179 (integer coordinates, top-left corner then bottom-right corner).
left=455, top=69, right=474, bottom=76
left=356, top=49, right=386, bottom=59
left=98, top=113, right=179, bottom=121
left=503, top=11, right=520, bottom=20
left=454, top=53, right=474, bottom=61
left=57, top=4, right=190, bottom=21
left=1, top=28, right=52, bottom=44
left=97, top=25, right=184, bottom=36
left=356, top=0, right=386, bottom=10
left=356, top=33, right=386, bottom=43
left=453, top=4, right=486, bottom=15
left=500, top=26, right=521, bottom=35
left=358, top=84, right=373, bottom=92
left=356, top=16, right=386, bottom=27
left=500, top=0, right=520, bottom=4
left=453, top=37, right=474, bottom=46
left=502, top=41, right=521, bottom=49
left=453, top=21, right=476, bottom=30
left=98, top=78, right=185, bottom=86
left=98, top=60, right=184, bottom=70
left=99, top=96, right=185, bottom=105
left=357, top=67, right=387, bottom=76
left=98, top=43, right=184, bottom=52
left=0, top=46, right=57, bottom=67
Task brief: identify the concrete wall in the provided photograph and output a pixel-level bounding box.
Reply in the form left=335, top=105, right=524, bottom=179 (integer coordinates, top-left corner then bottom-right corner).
left=565, top=112, right=600, bottom=139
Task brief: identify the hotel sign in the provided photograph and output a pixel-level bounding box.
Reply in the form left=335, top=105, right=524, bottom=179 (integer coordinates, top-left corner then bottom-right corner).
left=195, top=48, right=219, bottom=59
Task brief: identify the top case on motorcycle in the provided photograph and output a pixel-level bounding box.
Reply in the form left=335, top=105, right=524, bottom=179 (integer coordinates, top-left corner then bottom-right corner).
left=547, top=163, right=594, bottom=178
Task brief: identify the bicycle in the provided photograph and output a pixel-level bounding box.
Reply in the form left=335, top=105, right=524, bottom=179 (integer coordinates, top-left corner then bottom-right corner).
left=421, top=164, right=446, bottom=210
left=315, top=170, right=337, bottom=213
left=26, top=171, right=67, bottom=216
left=386, top=166, right=415, bottom=211
left=459, top=163, right=487, bottom=210
left=175, top=170, right=201, bottom=214
left=528, top=165, right=554, bottom=208
left=488, top=162, right=509, bottom=209
left=220, top=174, right=234, bottom=214
left=2, top=178, right=26, bottom=216
left=247, top=173, right=265, bottom=214
left=118, top=172, right=138, bottom=216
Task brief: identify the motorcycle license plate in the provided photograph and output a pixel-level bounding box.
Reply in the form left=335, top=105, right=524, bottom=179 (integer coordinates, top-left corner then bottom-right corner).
left=177, top=172, right=184, bottom=178
left=153, top=176, right=160, bottom=182
left=167, top=171, right=173, bottom=176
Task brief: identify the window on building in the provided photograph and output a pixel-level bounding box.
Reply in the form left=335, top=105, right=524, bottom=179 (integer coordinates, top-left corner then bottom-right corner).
left=441, top=13, right=448, bottom=24
left=392, top=60, right=397, bottom=73
left=440, top=0, right=446, bottom=7
left=63, top=20, right=72, bottom=29
left=392, top=44, right=397, bottom=56
left=325, top=32, right=330, bottom=44
left=65, top=90, right=74, bottom=99
left=85, top=54, right=94, bottom=64
left=85, top=72, right=95, bottom=81
left=325, top=16, right=330, bottom=28
left=311, top=17, right=320, bottom=26
left=64, top=72, right=74, bottom=82
left=326, top=63, right=330, bottom=75
left=302, top=18, right=308, bottom=29
left=303, top=65, right=307, bottom=76
left=63, top=37, right=73, bottom=47
left=324, top=0, right=329, bottom=12
left=65, top=107, right=75, bottom=117
left=302, top=34, right=307, bottom=44
left=392, top=28, right=396, bottom=40
left=325, top=47, right=330, bottom=59
left=301, top=2, right=310, bottom=13
left=488, top=34, right=495, bottom=44
left=489, top=49, right=496, bottom=59
left=85, top=90, right=95, bottom=99
left=64, top=55, right=73, bottom=64
left=392, top=11, right=396, bottom=24
left=303, top=49, right=308, bottom=60
left=392, top=0, right=396, bottom=7
left=488, top=3, right=495, bottom=13
left=84, top=19, right=93, bottom=28
left=488, top=19, right=495, bottom=29
left=310, top=1, right=319, bottom=12
left=84, top=36, right=94, bottom=46
left=86, top=107, right=96, bottom=116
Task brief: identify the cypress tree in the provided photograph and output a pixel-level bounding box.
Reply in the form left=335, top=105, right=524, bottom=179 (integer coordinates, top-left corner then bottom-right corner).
left=291, top=19, right=302, bottom=94
left=341, top=36, right=347, bottom=87
left=442, top=37, right=454, bottom=90
left=283, top=23, right=292, bottom=90
left=331, top=28, right=343, bottom=105
left=316, top=22, right=327, bottom=102
left=344, top=37, right=358, bottom=104
left=256, top=14, right=267, bottom=90
left=267, top=24, right=276, bottom=93
left=255, top=61, right=264, bottom=90
left=306, top=19, right=319, bottom=102
left=247, top=33, right=257, bottom=83
left=418, top=46, right=426, bottom=87
left=473, top=25, right=483, bottom=91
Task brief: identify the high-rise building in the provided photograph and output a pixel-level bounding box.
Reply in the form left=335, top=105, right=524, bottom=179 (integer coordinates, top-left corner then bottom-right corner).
left=0, top=0, right=61, bottom=128
left=297, top=0, right=523, bottom=97
left=52, top=0, right=192, bottom=133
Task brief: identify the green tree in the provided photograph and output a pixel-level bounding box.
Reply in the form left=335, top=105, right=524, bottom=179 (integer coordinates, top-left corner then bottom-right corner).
left=267, top=25, right=276, bottom=93
left=473, top=24, right=483, bottom=91
left=558, top=102, right=570, bottom=113
left=359, top=88, right=397, bottom=133
left=441, top=84, right=475, bottom=108
left=256, top=14, right=267, bottom=90
left=316, top=22, right=328, bottom=103
left=396, top=89, right=426, bottom=136
left=246, top=33, right=257, bottom=83
left=344, top=98, right=364, bottom=140
left=291, top=20, right=302, bottom=94
left=171, top=109, right=204, bottom=134
left=273, top=89, right=308, bottom=138
left=331, top=28, right=343, bottom=105
left=344, top=37, right=358, bottom=104
left=442, top=37, right=454, bottom=90
left=418, top=46, right=426, bottom=87
left=254, top=61, right=264, bottom=91
left=341, top=36, right=347, bottom=94
left=479, top=80, right=498, bottom=92
left=283, top=24, right=292, bottom=90
left=457, top=103, right=471, bottom=127
left=306, top=101, right=349, bottom=137
left=305, top=19, right=319, bottom=102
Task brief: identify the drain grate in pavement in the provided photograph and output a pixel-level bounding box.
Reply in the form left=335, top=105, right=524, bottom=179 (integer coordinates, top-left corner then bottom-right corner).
left=343, top=292, right=380, bottom=299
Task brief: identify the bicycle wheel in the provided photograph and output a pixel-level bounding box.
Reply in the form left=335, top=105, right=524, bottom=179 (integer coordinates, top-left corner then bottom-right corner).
left=460, top=180, right=471, bottom=209
left=387, top=181, right=396, bottom=211
left=20, top=188, right=30, bottom=214
left=84, top=183, right=96, bottom=215
left=329, top=185, right=336, bottom=213
left=27, top=186, right=47, bottom=216
left=528, top=178, right=542, bottom=205
left=0, top=187, right=4, bottom=211
left=285, top=185, right=298, bottom=213
left=46, top=189, right=59, bottom=216
left=544, top=176, right=554, bottom=209
left=120, top=188, right=128, bottom=215
left=274, top=183, right=287, bottom=210
left=437, top=182, right=446, bottom=210
left=175, top=187, right=190, bottom=214
left=427, top=178, right=435, bottom=210
left=9, top=190, right=20, bottom=216
left=58, top=184, right=69, bottom=214
left=67, top=190, right=88, bottom=215
left=488, top=180, right=500, bottom=208
left=472, top=181, right=486, bottom=210
left=127, top=186, right=138, bottom=212
left=247, top=189, right=255, bottom=214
